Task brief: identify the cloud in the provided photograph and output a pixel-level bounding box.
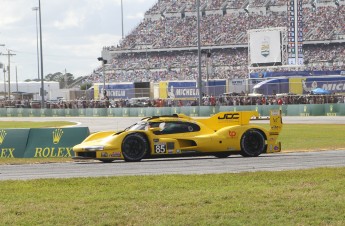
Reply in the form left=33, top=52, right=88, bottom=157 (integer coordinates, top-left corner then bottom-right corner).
left=0, top=0, right=28, bottom=27
left=53, top=11, right=86, bottom=30
left=54, top=34, right=121, bottom=57
left=1, top=0, right=157, bottom=80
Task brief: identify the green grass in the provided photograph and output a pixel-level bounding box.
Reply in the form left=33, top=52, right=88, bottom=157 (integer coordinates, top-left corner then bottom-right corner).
left=0, top=158, right=73, bottom=165
left=0, top=121, right=76, bottom=128
left=264, top=124, right=345, bottom=151
left=281, top=124, right=345, bottom=151
left=0, top=168, right=344, bottom=225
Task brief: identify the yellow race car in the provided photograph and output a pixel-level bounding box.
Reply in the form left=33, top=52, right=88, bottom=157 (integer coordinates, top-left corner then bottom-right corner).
left=72, top=110, right=282, bottom=163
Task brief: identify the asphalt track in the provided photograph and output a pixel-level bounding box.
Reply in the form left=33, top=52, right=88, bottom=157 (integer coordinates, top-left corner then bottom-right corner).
left=0, top=151, right=345, bottom=181
left=0, top=116, right=344, bottom=180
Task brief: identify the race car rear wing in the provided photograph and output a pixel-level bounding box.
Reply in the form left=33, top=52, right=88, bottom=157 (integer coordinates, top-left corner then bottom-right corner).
left=195, top=110, right=282, bottom=132
left=195, top=111, right=259, bottom=131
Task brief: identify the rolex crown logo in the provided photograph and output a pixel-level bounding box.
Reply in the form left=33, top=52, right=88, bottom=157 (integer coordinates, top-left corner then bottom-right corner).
left=53, top=128, right=64, bottom=144
left=0, top=129, right=7, bottom=145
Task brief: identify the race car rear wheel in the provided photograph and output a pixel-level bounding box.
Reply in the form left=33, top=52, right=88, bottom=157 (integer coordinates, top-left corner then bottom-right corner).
left=122, top=133, right=149, bottom=162
left=240, top=129, right=265, bottom=157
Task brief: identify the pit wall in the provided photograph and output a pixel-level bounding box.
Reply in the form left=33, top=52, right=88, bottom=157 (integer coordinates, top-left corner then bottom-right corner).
left=1, top=104, right=344, bottom=117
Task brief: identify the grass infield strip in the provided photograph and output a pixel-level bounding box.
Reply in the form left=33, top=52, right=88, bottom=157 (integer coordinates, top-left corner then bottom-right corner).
left=0, top=121, right=76, bottom=128
left=0, top=122, right=344, bottom=225
left=0, top=168, right=344, bottom=225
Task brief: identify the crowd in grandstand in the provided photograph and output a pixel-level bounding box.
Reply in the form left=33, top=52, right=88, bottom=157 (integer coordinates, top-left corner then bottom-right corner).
left=1, top=1, right=344, bottom=112
left=81, top=0, right=345, bottom=86
left=1, top=93, right=344, bottom=109
left=85, top=43, right=344, bottom=83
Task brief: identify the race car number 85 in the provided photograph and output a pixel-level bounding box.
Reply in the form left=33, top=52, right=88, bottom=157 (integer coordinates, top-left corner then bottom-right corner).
left=154, top=143, right=167, bottom=154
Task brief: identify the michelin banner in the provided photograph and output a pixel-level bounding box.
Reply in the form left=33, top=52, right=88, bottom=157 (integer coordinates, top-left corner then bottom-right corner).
left=159, top=80, right=227, bottom=99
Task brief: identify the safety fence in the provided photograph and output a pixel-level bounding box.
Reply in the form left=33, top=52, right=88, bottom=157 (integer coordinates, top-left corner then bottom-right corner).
left=0, top=104, right=344, bottom=117
left=0, top=127, right=89, bottom=158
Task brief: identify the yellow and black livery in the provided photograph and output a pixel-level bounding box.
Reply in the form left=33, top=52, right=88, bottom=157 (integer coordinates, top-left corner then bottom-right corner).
left=73, top=110, right=283, bottom=163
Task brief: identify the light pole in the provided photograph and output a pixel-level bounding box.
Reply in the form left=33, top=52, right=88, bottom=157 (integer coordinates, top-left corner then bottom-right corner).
left=121, top=0, right=124, bottom=39
left=0, top=44, right=4, bottom=99
left=197, top=0, right=202, bottom=106
left=7, top=64, right=10, bottom=100
left=38, top=0, right=45, bottom=108
left=3, top=66, right=6, bottom=100
left=97, top=57, right=107, bottom=99
left=2, top=50, right=16, bottom=100
left=32, top=6, right=40, bottom=80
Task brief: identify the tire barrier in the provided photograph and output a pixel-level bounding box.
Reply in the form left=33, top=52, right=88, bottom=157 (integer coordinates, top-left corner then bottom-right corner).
left=1, top=104, right=344, bottom=117
left=0, top=127, right=90, bottom=158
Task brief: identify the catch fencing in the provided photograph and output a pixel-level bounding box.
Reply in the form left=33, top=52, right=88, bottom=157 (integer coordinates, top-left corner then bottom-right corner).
left=1, top=104, right=344, bottom=117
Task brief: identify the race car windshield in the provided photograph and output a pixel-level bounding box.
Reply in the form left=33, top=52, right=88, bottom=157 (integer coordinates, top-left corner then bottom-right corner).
left=127, top=122, right=148, bottom=131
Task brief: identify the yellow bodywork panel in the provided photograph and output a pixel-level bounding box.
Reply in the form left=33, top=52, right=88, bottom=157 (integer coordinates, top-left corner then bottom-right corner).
left=73, top=110, right=283, bottom=162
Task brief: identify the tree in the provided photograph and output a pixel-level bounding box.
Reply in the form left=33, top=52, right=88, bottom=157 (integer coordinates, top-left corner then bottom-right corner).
left=45, top=72, right=75, bottom=88
left=80, top=82, right=93, bottom=90
left=25, top=78, right=41, bottom=82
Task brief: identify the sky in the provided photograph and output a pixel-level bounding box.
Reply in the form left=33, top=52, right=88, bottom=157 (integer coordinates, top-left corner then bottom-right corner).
left=0, top=0, right=157, bottom=81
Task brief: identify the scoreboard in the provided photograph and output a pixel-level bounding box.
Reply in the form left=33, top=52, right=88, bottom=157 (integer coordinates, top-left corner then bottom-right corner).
left=287, top=0, right=304, bottom=65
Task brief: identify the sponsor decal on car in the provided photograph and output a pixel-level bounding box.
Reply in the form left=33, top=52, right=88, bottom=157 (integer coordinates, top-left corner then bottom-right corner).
left=110, top=152, right=121, bottom=157
left=154, top=143, right=167, bottom=154
left=269, top=145, right=280, bottom=152
left=229, top=131, right=236, bottom=138
left=218, top=113, right=240, bottom=120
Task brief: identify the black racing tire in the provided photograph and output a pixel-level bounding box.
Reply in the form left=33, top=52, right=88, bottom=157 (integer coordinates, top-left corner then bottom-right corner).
left=214, top=153, right=231, bottom=158
left=121, top=133, right=149, bottom=162
left=240, top=129, right=266, bottom=157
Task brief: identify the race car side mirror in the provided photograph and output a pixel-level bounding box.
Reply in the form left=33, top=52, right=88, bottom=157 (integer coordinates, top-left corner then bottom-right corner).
left=149, top=127, right=161, bottom=132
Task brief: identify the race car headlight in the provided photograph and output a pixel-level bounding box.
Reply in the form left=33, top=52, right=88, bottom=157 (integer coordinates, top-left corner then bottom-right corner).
left=83, top=146, right=104, bottom=151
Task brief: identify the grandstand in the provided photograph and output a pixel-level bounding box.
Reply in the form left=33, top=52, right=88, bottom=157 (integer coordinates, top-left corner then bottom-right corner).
left=82, top=0, right=344, bottom=91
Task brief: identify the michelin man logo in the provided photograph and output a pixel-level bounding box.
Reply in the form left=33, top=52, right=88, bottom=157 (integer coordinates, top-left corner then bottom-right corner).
left=0, top=129, right=7, bottom=145
left=168, top=85, right=175, bottom=99
left=52, top=128, right=64, bottom=144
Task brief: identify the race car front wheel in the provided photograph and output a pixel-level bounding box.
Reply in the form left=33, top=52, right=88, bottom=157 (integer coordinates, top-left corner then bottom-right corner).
left=122, top=133, right=149, bottom=162
left=240, top=129, right=265, bottom=157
